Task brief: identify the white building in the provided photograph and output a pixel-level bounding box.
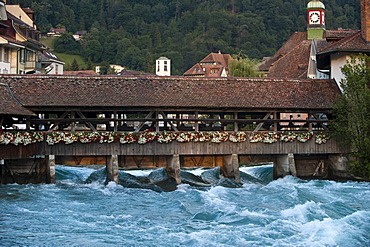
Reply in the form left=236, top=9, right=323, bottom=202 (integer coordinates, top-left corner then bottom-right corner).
left=156, top=57, right=171, bottom=76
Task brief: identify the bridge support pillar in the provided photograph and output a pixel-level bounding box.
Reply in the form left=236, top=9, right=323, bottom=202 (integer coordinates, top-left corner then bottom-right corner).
left=328, top=154, right=351, bottom=179
left=47, top=155, right=56, bottom=184
left=166, top=154, right=181, bottom=184
left=221, top=154, right=240, bottom=183
left=275, top=153, right=296, bottom=178
left=106, top=155, right=119, bottom=184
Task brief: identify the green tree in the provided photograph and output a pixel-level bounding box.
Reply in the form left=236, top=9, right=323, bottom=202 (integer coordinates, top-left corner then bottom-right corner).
left=53, top=33, right=81, bottom=54
left=70, top=58, right=79, bottom=71
left=99, top=61, right=110, bottom=75
left=228, top=55, right=260, bottom=77
left=333, top=55, right=370, bottom=179
left=84, top=39, right=103, bottom=63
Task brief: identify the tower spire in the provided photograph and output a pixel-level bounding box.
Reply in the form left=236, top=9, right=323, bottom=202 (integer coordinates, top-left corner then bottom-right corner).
left=307, top=0, right=326, bottom=40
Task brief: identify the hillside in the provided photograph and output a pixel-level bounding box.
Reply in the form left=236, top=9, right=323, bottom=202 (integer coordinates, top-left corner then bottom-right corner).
left=8, top=0, right=360, bottom=75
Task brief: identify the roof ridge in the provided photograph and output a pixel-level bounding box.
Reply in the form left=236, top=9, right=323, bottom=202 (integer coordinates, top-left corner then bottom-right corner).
left=319, top=31, right=362, bottom=54
left=270, top=40, right=310, bottom=68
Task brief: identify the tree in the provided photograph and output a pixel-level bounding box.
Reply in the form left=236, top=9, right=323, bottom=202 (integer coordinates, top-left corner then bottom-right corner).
left=70, top=58, right=79, bottom=71
left=333, top=55, right=370, bottom=179
left=228, top=54, right=260, bottom=77
left=53, top=33, right=81, bottom=55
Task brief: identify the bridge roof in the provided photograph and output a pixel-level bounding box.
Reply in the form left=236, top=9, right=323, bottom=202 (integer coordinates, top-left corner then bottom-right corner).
left=3, top=75, right=340, bottom=111
left=0, top=82, right=35, bottom=116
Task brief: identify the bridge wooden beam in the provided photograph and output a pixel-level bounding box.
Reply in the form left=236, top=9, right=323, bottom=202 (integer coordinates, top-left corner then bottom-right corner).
left=166, top=154, right=181, bottom=184
left=106, top=155, right=119, bottom=184
left=221, top=154, right=240, bottom=183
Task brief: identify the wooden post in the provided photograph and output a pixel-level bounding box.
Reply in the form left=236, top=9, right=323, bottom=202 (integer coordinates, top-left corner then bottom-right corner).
left=273, top=112, right=278, bottom=131
left=0, top=159, right=4, bottom=184
left=106, top=155, right=119, bottom=184
left=275, top=153, right=296, bottom=178
left=166, top=154, right=181, bottom=184
left=233, top=112, right=238, bottom=132
left=195, top=111, right=199, bottom=132
left=288, top=153, right=296, bottom=176
left=47, top=155, right=56, bottom=184
left=221, top=154, right=240, bottom=183
left=155, top=112, right=160, bottom=132
left=114, top=111, right=118, bottom=132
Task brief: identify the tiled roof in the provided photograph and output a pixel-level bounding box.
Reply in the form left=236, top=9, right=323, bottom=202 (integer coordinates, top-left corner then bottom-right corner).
left=63, top=70, right=97, bottom=76
left=324, top=29, right=358, bottom=41
left=200, top=53, right=232, bottom=67
left=0, top=83, right=35, bottom=116
left=318, top=31, right=370, bottom=55
left=267, top=40, right=312, bottom=79
left=184, top=52, right=232, bottom=77
left=183, top=63, right=205, bottom=76
left=258, top=32, right=307, bottom=72
left=118, top=69, right=155, bottom=76
left=3, top=75, right=340, bottom=110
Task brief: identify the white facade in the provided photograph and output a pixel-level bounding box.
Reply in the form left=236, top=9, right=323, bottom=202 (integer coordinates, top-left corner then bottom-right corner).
left=45, top=62, right=64, bottom=75
left=307, top=40, right=329, bottom=79
left=330, top=53, right=349, bottom=90
left=0, top=46, right=10, bottom=74
left=156, top=57, right=171, bottom=76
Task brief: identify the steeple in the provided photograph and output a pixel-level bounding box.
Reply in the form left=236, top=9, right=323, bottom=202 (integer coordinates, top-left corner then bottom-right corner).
left=307, top=0, right=326, bottom=40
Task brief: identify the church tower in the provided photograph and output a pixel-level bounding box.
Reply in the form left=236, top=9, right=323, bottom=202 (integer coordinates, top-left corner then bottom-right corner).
left=307, top=0, right=326, bottom=40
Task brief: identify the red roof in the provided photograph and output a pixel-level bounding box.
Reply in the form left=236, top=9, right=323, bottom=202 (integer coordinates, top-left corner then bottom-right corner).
left=259, top=29, right=361, bottom=79
left=267, top=40, right=312, bottom=79
left=258, top=32, right=308, bottom=72
left=318, top=31, right=370, bottom=55
left=0, top=83, right=35, bottom=116
left=324, top=29, right=359, bottom=41
left=63, top=70, right=97, bottom=76
left=2, top=75, right=340, bottom=111
left=184, top=52, right=233, bottom=77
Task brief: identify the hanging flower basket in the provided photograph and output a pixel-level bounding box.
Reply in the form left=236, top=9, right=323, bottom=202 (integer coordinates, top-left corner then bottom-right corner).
left=0, top=130, right=330, bottom=146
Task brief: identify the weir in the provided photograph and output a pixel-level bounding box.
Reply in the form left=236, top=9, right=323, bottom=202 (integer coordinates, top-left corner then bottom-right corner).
left=0, top=75, right=349, bottom=184
left=0, top=131, right=348, bottom=184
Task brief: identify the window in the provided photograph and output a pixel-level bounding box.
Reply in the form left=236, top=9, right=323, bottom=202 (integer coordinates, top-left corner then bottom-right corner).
left=164, top=61, right=168, bottom=71
left=19, top=49, right=26, bottom=63
left=157, top=61, right=160, bottom=72
left=27, top=50, right=35, bottom=62
left=3, top=48, right=9, bottom=63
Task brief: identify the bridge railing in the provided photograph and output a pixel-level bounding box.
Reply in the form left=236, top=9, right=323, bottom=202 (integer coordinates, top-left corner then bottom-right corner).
left=0, top=130, right=331, bottom=146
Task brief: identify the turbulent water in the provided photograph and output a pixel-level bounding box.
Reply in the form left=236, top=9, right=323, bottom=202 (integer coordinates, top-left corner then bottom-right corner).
left=0, top=165, right=369, bottom=247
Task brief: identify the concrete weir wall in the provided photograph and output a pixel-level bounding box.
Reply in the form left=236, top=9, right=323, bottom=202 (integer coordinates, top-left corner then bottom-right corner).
left=274, top=153, right=350, bottom=179
left=0, top=156, right=55, bottom=184
left=0, top=153, right=350, bottom=184
left=0, top=138, right=348, bottom=184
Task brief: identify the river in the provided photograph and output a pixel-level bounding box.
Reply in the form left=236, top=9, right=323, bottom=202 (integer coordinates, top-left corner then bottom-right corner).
left=0, top=165, right=369, bottom=247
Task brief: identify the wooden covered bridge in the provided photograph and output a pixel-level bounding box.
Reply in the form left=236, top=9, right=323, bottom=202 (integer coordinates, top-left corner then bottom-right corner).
left=0, top=75, right=347, bottom=184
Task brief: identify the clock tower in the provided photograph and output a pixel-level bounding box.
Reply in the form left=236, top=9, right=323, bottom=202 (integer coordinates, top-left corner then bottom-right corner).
left=307, top=0, right=326, bottom=40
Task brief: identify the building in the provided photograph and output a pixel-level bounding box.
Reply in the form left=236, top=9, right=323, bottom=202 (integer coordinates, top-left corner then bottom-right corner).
left=259, top=0, right=370, bottom=87
left=0, top=2, right=63, bottom=74
left=47, top=27, right=67, bottom=37
left=183, top=51, right=232, bottom=77
left=156, top=56, right=171, bottom=76
left=38, top=49, right=64, bottom=75
left=73, top=30, right=87, bottom=41
left=96, top=64, right=125, bottom=75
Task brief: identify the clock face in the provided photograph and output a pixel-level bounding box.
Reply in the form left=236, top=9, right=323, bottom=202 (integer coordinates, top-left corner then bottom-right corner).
left=309, top=11, right=321, bottom=24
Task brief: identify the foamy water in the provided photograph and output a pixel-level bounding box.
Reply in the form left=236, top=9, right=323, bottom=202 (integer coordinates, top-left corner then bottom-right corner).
left=0, top=165, right=369, bottom=247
